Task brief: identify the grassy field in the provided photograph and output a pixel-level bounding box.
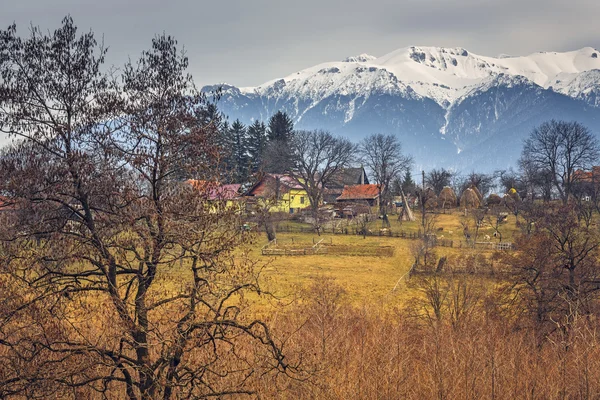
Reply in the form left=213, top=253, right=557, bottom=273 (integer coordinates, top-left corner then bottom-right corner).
left=248, top=209, right=522, bottom=309
left=154, top=209, right=522, bottom=313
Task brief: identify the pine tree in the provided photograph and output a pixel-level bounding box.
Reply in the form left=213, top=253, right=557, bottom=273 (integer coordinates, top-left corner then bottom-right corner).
left=402, top=168, right=416, bottom=195
left=216, top=120, right=233, bottom=170
left=247, top=120, right=267, bottom=174
left=230, top=119, right=249, bottom=183
left=263, top=111, right=294, bottom=173
left=267, top=111, right=294, bottom=142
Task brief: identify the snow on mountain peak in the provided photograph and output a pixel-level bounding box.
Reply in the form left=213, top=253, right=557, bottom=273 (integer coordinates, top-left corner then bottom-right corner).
left=232, top=46, right=600, bottom=110
left=342, top=53, right=377, bottom=63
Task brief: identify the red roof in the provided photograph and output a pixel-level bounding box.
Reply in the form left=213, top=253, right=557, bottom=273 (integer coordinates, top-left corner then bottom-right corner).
left=246, top=174, right=303, bottom=197
left=337, top=184, right=381, bottom=201
left=186, top=180, right=241, bottom=200
left=574, top=166, right=600, bottom=183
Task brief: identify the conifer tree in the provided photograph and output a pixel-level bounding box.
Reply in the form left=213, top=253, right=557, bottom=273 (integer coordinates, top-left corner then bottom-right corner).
left=263, top=111, right=295, bottom=172
left=247, top=120, right=267, bottom=174
left=402, top=168, right=416, bottom=195
left=216, top=120, right=233, bottom=170
left=267, top=110, right=294, bottom=142
left=230, top=119, right=249, bottom=182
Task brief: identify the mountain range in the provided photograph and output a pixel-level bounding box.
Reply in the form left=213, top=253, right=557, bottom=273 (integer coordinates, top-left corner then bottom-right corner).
left=202, top=46, right=600, bottom=172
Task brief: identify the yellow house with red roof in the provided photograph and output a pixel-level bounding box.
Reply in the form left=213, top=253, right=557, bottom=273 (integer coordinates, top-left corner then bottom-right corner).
left=245, top=174, right=311, bottom=213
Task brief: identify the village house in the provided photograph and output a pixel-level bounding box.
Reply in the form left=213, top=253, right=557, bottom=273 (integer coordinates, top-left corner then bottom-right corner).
left=185, top=180, right=244, bottom=211
left=573, top=166, right=600, bottom=200
left=245, top=174, right=311, bottom=214
left=323, top=167, right=369, bottom=204
left=573, top=166, right=600, bottom=184
left=336, top=184, right=382, bottom=207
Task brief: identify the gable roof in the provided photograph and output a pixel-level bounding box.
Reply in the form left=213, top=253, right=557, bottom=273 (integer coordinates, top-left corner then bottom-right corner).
left=327, top=168, right=369, bottom=189
left=186, top=180, right=242, bottom=200
left=246, top=174, right=304, bottom=197
left=337, top=184, right=381, bottom=201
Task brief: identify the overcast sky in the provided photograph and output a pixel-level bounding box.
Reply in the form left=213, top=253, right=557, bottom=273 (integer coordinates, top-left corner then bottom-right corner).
left=1, top=0, right=599, bottom=89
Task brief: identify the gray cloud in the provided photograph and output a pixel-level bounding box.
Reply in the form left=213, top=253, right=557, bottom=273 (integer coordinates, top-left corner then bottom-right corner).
left=1, top=0, right=599, bottom=146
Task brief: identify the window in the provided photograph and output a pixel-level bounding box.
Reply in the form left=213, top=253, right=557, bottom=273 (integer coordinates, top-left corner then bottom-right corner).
left=300, top=196, right=304, bottom=204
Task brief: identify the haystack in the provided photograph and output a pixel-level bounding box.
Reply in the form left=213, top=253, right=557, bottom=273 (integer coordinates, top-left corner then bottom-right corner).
left=503, top=189, right=521, bottom=208
left=425, top=195, right=439, bottom=210
left=508, top=188, right=521, bottom=201
left=486, top=193, right=502, bottom=206
left=423, top=187, right=436, bottom=203
left=460, top=188, right=481, bottom=209
left=439, top=186, right=457, bottom=209
left=471, top=185, right=483, bottom=203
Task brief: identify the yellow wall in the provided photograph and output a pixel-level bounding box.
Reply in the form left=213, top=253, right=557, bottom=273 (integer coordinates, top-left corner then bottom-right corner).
left=259, top=189, right=311, bottom=213
left=204, top=199, right=245, bottom=214
left=288, top=189, right=311, bottom=213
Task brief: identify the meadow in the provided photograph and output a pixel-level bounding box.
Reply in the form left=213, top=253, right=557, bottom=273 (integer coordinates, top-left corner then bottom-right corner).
left=241, top=209, right=522, bottom=310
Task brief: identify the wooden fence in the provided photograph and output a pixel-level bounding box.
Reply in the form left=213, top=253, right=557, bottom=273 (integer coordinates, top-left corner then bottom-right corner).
left=474, top=241, right=515, bottom=251
left=261, top=238, right=395, bottom=257
left=271, top=225, right=512, bottom=251
left=275, top=224, right=425, bottom=239
left=261, top=238, right=328, bottom=256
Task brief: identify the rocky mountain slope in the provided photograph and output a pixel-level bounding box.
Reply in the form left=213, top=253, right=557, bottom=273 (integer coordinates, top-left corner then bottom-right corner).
left=203, top=46, right=600, bottom=171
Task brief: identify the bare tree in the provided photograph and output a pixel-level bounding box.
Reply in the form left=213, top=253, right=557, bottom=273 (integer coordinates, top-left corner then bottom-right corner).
left=0, top=19, right=289, bottom=399
left=502, top=205, right=600, bottom=333
left=520, top=120, right=600, bottom=204
left=289, top=130, right=355, bottom=234
left=425, top=168, right=454, bottom=195
left=496, top=169, right=526, bottom=196
left=359, top=133, right=412, bottom=227
left=459, top=172, right=494, bottom=198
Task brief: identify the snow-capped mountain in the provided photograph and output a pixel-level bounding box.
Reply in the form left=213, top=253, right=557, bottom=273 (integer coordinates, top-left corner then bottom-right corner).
left=204, top=46, right=600, bottom=172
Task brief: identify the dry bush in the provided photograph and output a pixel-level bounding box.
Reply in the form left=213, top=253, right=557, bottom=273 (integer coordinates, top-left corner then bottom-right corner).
left=254, top=275, right=600, bottom=399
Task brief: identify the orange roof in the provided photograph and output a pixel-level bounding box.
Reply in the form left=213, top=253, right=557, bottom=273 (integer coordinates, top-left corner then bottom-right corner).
left=574, top=170, right=592, bottom=182
left=574, top=167, right=600, bottom=183
left=337, top=184, right=381, bottom=201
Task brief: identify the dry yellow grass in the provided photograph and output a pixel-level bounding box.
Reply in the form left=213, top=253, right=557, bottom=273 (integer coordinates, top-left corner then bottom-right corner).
left=159, top=209, right=523, bottom=313
left=250, top=209, right=522, bottom=308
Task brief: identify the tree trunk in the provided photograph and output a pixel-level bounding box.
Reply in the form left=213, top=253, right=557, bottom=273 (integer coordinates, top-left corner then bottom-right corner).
left=264, top=218, right=276, bottom=241
left=312, top=205, right=321, bottom=236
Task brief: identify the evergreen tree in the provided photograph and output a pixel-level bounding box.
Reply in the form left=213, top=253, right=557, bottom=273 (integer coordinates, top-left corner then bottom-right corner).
left=216, top=120, right=233, bottom=170
left=230, top=119, right=249, bottom=183
left=402, top=168, right=416, bottom=195
left=267, top=111, right=294, bottom=142
left=262, top=111, right=294, bottom=173
left=247, top=120, right=267, bottom=174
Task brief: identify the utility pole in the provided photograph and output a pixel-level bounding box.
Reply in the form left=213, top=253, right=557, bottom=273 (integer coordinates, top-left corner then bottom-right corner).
left=421, top=170, right=426, bottom=230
